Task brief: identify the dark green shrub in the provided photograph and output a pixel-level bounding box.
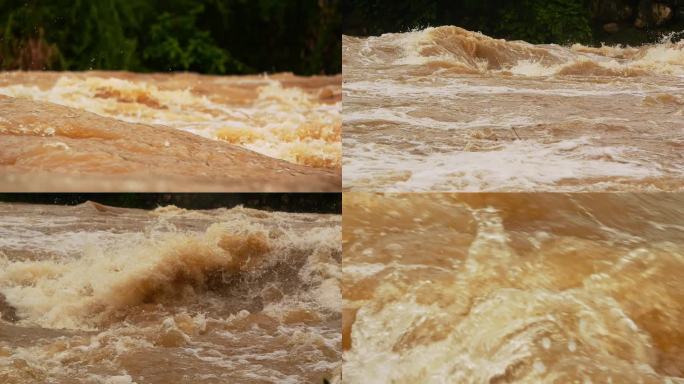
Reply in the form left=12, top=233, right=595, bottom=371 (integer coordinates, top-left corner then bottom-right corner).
left=0, top=0, right=340, bottom=75
left=496, top=0, right=592, bottom=43
left=142, top=5, right=246, bottom=74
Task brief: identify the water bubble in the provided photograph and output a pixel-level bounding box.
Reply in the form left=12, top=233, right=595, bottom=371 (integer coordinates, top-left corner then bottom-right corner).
left=541, top=337, right=551, bottom=349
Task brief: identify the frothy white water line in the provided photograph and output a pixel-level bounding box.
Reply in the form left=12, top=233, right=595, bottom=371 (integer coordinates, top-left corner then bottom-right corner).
left=343, top=108, right=536, bottom=130
left=343, top=138, right=661, bottom=191
left=344, top=80, right=681, bottom=99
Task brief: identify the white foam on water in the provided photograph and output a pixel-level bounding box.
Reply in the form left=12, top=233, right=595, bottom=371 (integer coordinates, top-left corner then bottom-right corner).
left=0, top=75, right=341, bottom=168
left=344, top=138, right=661, bottom=191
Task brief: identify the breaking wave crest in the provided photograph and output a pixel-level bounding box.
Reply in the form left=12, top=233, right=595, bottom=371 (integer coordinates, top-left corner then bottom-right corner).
left=345, top=26, right=684, bottom=77
left=342, top=27, right=684, bottom=192
left=0, top=202, right=341, bottom=383
left=342, top=193, right=684, bottom=383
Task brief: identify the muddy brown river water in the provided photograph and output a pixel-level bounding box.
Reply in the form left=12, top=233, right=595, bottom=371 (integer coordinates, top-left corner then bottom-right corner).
left=0, top=202, right=341, bottom=383
left=343, top=192, right=684, bottom=383
left=0, top=71, right=341, bottom=191
left=343, top=26, right=684, bottom=191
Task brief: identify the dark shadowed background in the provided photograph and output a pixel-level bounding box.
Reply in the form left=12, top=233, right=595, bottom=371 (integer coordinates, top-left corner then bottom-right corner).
left=0, top=194, right=342, bottom=213
left=343, top=0, right=684, bottom=45
left=0, top=0, right=341, bottom=75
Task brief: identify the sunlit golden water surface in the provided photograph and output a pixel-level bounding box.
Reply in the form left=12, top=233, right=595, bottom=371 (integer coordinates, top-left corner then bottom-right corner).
left=343, top=26, right=684, bottom=191
left=0, top=71, right=341, bottom=191
left=0, top=202, right=341, bottom=383
left=343, top=193, right=684, bottom=383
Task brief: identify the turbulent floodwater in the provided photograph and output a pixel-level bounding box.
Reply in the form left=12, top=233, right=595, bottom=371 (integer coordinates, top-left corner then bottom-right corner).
left=0, top=202, right=341, bottom=383
left=343, top=193, right=684, bottom=383
left=343, top=26, right=684, bottom=191
left=0, top=71, right=341, bottom=191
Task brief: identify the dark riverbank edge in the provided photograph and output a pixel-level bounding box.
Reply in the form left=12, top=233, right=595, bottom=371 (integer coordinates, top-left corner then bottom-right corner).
left=0, top=194, right=342, bottom=214
left=343, top=0, right=684, bottom=46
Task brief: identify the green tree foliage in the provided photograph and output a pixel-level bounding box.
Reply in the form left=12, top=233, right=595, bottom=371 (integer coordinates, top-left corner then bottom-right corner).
left=142, top=4, right=244, bottom=73
left=0, top=2, right=60, bottom=69
left=200, top=0, right=341, bottom=75
left=53, top=0, right=143, bottom=70
left=495, top=0, right=592, bottom=43
left=0, top=0, right=340, bottom=75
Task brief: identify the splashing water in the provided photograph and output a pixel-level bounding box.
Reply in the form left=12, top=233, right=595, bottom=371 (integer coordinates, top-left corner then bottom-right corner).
left=0, top=72, right=341, bottom=191
left=343, top=26, right=684, bottom=191
left=342, top=192, right=684, bottom=383
left=0, top=202, right=341, bottom=383
left=0, top=72, right=341, bottom=168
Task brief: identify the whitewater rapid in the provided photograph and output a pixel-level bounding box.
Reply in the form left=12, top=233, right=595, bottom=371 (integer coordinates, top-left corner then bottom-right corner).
left=343, top=26, right=684, bottom=191
left=0, top=71, right=341, bottom=192
left=342, top=192, right=684, bottom=383
left=0, top=202, right=341, bottom=383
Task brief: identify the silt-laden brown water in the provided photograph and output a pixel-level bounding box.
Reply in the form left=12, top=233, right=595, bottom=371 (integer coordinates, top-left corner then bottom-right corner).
left=0, top=202, right=341, bottom=383
left=0, top=71, right=341, bottom=191
left=343, top=27, right=684, bottom=191
left=343, top=192, right=684, bottom=383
